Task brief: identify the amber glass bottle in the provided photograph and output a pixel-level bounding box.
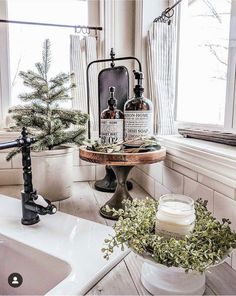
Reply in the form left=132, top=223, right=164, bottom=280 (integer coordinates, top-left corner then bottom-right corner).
left=124, top=70, right=153, bottom=141
left=100, top=86, right=124, bottom=144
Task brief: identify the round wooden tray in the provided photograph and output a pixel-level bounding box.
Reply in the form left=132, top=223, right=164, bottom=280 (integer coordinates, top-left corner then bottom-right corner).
left=79, top=146, right=166, bottom=166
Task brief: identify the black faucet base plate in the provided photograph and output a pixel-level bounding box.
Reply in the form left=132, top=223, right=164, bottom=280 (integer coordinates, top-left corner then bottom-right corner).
left=21, top=215, right=40, bottom=225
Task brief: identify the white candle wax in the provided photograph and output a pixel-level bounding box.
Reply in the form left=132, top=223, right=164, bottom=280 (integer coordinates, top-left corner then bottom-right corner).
left=155, top=194, right=196, bottom=239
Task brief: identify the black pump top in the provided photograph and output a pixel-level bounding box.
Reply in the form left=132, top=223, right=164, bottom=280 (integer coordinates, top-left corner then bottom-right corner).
left=133, top=70, right=144, bottom=97
left=108, top=86, right=117, bottom=106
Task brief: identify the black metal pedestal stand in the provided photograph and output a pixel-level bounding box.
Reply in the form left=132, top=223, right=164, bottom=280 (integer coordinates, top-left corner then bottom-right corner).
left=94, top=165, right=133, bottom=192
left=99, top=166, right=134, bottom=220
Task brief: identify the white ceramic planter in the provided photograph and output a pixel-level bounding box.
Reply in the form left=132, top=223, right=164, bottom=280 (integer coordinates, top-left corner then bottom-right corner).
left=141, top=259, right=205, bottom=295
left=31, top=147, right=74, bottom=202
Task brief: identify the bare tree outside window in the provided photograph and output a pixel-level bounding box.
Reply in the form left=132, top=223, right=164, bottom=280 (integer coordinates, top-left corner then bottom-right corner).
left=7, top=0, right=88, bottom=108
left=176, top=0, right=231, bottom=125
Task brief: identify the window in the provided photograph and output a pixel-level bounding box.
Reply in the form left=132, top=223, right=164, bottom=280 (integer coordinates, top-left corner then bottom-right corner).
left=176, top=0, right=236, bottom=131
left=0, top=0, right=88, bottom=127
left=8, top=0, right=88, bottom=107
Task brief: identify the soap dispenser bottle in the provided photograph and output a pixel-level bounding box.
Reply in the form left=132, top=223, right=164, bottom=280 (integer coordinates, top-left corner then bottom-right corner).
left=124, top=70, right=153, bottom=141
left=100, top=86, right=124, bottom=144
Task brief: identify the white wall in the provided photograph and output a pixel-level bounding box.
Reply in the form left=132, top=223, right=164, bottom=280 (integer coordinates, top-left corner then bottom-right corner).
left=0, top=0, right=11, bottom=129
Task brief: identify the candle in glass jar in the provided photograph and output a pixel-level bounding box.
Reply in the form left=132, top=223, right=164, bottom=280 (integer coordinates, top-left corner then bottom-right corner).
left=155, top=194, right=196, bottom=239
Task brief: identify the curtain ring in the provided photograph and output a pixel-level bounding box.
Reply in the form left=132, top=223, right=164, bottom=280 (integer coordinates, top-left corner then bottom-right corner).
left=75, top=26, right=82, bottom=34
left=87, top=27, right=90, bottom=35
left=95, top=28, right=98, bottom=40
left=164, top=7, right=174, bottom=19
left=82, top=27, right=87, bottom=34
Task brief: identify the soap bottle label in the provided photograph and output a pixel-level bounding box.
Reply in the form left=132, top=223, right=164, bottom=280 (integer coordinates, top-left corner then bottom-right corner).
left=101, top=119, right=124, bottom=144
left=124, top=111, right=153, bottom=140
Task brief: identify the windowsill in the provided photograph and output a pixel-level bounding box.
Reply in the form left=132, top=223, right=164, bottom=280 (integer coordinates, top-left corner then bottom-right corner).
left=1, top=130, right=236, bottom=188
left=159, top=135, right=236, bottom=189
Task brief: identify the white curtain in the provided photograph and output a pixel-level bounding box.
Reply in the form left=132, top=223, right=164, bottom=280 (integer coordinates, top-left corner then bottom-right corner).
left=147, top=22, right=176, bottom=135
left=70, top=35, right=99, bottom=138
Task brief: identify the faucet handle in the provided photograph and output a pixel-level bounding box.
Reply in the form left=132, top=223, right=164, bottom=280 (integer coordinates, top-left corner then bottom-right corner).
left=46, top=203, right=57, bottom=215
left=32, top=192, right=49, bottom=207
left=31, top=192, right=57, bottom=214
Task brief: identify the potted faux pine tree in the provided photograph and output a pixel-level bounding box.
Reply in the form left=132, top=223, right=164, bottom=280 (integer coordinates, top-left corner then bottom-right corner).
left=7, top=39, right=88, bottom=201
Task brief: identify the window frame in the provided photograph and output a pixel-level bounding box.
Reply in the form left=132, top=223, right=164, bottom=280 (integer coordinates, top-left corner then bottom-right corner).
left=0, top=0, right=97, bottom=129
left=174, top=0, right=236, bottom=133
left=0, top=0, right=11, bottom=129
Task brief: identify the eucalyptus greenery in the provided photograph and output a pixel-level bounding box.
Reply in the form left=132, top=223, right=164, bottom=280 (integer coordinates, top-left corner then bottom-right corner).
left=85, top=136, right=161, bottom=153
left=102, top=198, right=236, bottom=273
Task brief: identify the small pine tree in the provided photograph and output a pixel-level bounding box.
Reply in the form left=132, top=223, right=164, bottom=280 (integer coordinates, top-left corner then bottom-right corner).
left=7, top=39, right=88, bottom=160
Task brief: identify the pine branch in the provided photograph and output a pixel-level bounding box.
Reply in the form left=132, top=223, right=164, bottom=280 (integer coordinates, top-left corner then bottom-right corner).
left=9, top=38, right=88, bottom=155
left=49, top=72, right=73, bottom=86
left=42, top=39, right=51, bottom=80
left=53, top=128, right=87, bottom=146
left=19, top=91, right=48, bottom=103
left=6, top=147, right=22, bottom=161
left=35, top=62, right=45, bottom=78
left=51, top=109, right=89, bottom=125
left=19, top=70, right=47, bottom=85
left=11, top=113, right=48, bottom=131
left=48, top=85, right=75, bottom=103
left=9, top=104, right=47, bottom=116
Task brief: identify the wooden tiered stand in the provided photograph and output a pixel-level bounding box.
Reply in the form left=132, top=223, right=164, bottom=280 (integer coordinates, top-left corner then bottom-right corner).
left=79, top=147, right=166, bottom=220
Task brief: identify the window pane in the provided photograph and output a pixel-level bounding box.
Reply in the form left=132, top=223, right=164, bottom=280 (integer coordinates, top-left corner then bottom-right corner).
left=176, top=0, right=231, bottom=125
left=7, top=0, right=88, bottom=108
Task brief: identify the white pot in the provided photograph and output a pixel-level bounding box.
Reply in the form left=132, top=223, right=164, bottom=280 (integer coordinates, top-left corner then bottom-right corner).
left=31, top=147, right=74, bottom=202
left=141, top=259, right=205, bottom=295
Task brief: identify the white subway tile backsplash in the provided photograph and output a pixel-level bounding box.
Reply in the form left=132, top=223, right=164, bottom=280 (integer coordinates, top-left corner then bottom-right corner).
left=129, top=167, right=136, bottom=180
left=0, top=153, right=11, bottom=169
left=162, top=159, right=172, bottom=168
left=214, top=192, right=236, bottom=230
left=184, top=177, right=214, bottom=212
left=95, top=165, right=106, bottom=180
left=154, top=181, right=171, bottom=200
left=172, top=163, right=197, bottom=181
left=12, top=154, right=22, bottom=169
left=131, top=168, right=155, bottom=197
left=0, top=169, right=23, bottom=185
left=77, top=158, right=92, bottom=167
left=162, top=167, right=183, bottom=194
left=232, top=251, right=236, bottom=271
left=73, top=148, right=91, bottom=166
left=79, top=159, right=94, bottom=166
left=214, top=192, right=236, bottom=271
left=198, top=174, right=235, bottom=200
left=138, top=163, right=162, bottom=183
left=73, top=148, right=80, bottom=166
left=73, top=166, right=95, bottom=182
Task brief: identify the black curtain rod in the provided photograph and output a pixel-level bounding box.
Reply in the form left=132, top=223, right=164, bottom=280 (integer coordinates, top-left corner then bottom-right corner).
left=154, top=0, right=183, bottom=23
left=0, top=19, right=102, bottom=31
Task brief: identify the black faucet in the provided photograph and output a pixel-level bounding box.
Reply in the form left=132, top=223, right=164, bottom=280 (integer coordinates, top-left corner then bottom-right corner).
left=0, top=127, right=57, bottom=225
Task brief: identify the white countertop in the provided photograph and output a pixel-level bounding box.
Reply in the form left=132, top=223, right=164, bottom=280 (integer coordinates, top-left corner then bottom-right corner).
left=0, top=195, right=129, bottom=295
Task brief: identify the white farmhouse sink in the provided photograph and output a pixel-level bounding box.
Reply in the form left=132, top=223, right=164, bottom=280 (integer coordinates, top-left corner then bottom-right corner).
left=0, top=195, right=128, bottom=295
left=0, top=234, right=71, bottom=295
